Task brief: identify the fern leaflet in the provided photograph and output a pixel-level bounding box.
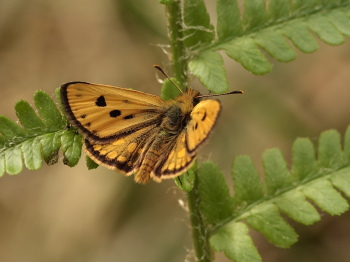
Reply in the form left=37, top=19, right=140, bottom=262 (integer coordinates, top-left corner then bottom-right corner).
left=197, top=127, right=350, bottom=261
left=181, top=0, right=350, bottom=93
left=0, top=89, right=83, bottom=176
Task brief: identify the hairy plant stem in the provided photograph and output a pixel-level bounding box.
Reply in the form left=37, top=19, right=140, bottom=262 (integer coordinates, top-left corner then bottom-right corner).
left=187, top=178, right=212, bottom=262
left=166, top=1, right=212, bottom=261
left=166, top=0, right=189, bottom=89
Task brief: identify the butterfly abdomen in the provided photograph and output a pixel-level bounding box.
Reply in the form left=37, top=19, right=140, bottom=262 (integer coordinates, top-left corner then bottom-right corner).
left=135, top=135, right=165, bottom=183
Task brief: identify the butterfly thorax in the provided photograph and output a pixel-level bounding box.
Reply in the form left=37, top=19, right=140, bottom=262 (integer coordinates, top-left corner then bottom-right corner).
left=161, top=88, right=200, bottom=134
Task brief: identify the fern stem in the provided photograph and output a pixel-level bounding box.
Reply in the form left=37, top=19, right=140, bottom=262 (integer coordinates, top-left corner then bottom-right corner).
left=187, top=176, right=212, bottom=262
left=166, top=0, right=189, bottom=89
left=167, top=0, right=212, bottom=262
left=166, top=1, right=211, bottom=260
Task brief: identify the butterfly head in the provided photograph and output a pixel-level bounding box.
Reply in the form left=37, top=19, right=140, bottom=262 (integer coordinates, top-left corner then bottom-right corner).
left=177, top=88, right=201, bottom=104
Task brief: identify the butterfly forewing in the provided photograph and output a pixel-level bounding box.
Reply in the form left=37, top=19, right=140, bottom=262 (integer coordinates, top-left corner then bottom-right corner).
left=61, top=82, right=166, bottom=142
left=186, top=100, right=221, bottom=153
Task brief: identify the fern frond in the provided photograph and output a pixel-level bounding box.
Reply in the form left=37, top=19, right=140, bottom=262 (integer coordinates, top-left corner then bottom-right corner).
left=197, top=126, right=350, bottom=262
left=0, top=89, right=83, bottom=176
left=182, top=0, right=350, bottom=93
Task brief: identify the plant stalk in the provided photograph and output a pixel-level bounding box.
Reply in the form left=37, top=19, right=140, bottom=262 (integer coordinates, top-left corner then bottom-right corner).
left=166, top=0, right=188, bottom=89
left=187, top=177, right=212, bottom=262
left=166, top=1, right=212, bottom=261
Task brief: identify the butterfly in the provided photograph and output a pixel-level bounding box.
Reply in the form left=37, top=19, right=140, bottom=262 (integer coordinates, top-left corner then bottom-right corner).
left=60, top=68, right=243, bottom=183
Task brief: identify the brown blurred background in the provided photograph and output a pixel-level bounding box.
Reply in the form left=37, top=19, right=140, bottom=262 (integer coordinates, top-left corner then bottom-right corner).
left=0, top=1, right=350, bottom=262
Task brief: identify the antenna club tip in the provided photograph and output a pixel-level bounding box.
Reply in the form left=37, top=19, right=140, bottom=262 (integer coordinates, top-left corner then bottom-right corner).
left=229, top=90, right=244, bottom=94
left=154, top=65, right=167, bottom=75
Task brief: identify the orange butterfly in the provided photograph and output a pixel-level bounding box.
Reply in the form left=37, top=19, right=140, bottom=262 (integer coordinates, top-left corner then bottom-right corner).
left=60, top=68, right=243, bottom=183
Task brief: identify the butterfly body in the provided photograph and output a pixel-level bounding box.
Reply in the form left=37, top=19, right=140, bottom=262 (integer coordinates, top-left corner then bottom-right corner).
left=61, top=82, right=221, bottom=183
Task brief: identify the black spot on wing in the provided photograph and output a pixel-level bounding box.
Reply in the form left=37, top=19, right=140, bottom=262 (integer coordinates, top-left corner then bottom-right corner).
left=96, top=96, right=107, bottom=107
left=124, top=114, right=134, bottom=120
left=81, top=114, right=87, bottom=119
left=110, top=110, right=122, bottom=118
left=201, top=111, right=207, bottom=121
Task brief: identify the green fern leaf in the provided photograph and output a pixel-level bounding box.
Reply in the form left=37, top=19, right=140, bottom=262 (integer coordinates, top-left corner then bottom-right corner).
left=5, top=145, right=24, bottom=175
left=283, top=21, right=319, bottom=53
left=303, top=179, right=349, bottom=215
left=243, top=0, right=267, bottom=31
left=183, top=0, right=215, bottom=48
left=274, top=190, right=320, bottom=225
left=15, top=100, right=46, bottom=135
left=244, top=203, right=298, bottom=248
left=318, top=130, right=344, bottom=169
left=197, top=126, right=350, bottom=261
left=182, top=0, right=350, bottom=91
left=222, top=37, right=272, bottom=74
left=331, top=167, right=350, bottom=197
left=329, top=9, right=350, bottom=36
left=263, top=149, right=292, bottom=195
left=216, top=0, right=242, bottom=39
left=175, top=164, right=196, bottom=192
left=86, top=155, right=99, bottom=170
left=198, top=162, right=234, bottom=224
left=291, top=138, right=318, bottom=181
left=0, top=116, right=26, bottom=139
left=40, top=133, right=61, bottom=165
left=0, top=89, right=83, bottom=176
left=232, top=155, right=264, bottom=205
left=307, top=15, right=345, bottom=45
left=61, top=130, right=83, bottom=167
left=267, top=0, right=290, bottom=22
left=189, top=51, right=229, bottom=93
left=210, top=221, right=261, bottom=262
left=21, top=138, right=43, bottom=171
left=34, top=90, right=66, bottom=130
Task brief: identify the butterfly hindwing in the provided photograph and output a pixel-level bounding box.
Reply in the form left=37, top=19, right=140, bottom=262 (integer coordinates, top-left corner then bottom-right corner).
left=61, top=82, right=166, bottom=142
left=153, top=132, right=196, bottom=181
left=186, top=99, right=221, bottom=153
left=85, top=123, right=160, bottom=175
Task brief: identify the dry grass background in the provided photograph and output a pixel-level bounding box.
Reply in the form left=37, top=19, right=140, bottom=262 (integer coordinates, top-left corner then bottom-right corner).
left=0, top=1, right=350, bottom=261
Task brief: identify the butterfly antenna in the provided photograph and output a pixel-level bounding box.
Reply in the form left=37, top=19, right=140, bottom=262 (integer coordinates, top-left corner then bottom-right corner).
left=154, top=65, right=183, bottom=93
left=196, top=90, right=244, bottom=98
